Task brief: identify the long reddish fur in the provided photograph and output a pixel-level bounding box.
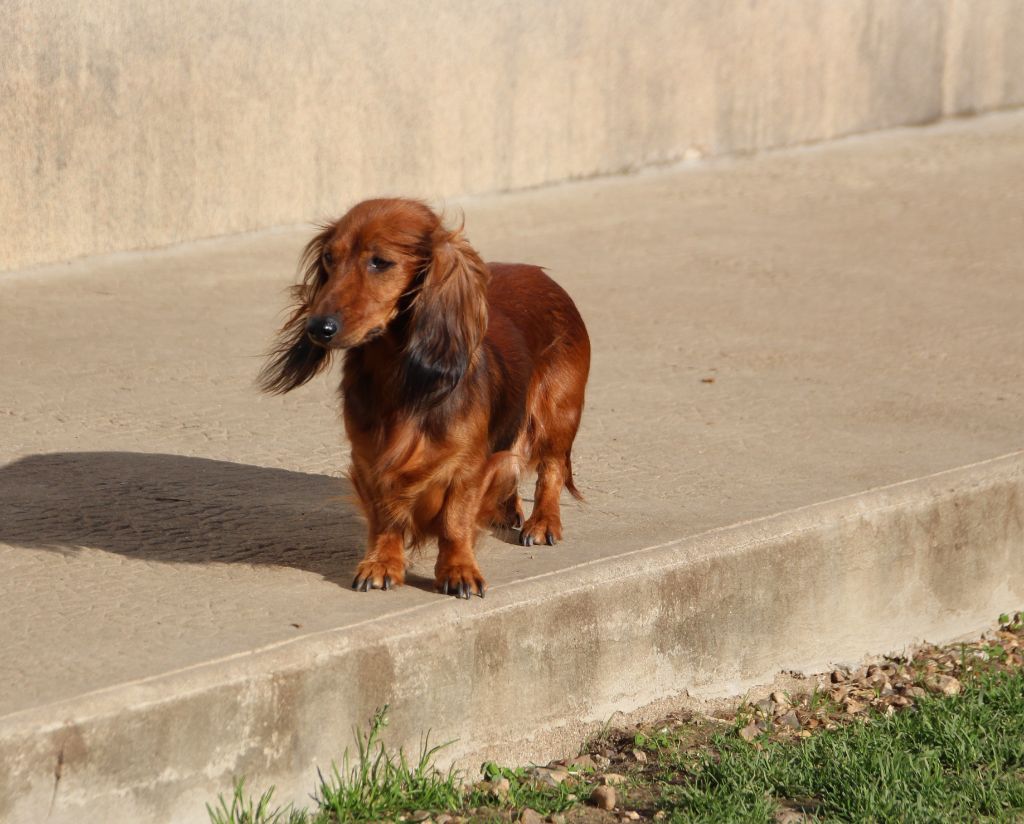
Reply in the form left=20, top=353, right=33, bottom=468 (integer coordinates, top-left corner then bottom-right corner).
left=259, top=198, right=590, bottom=598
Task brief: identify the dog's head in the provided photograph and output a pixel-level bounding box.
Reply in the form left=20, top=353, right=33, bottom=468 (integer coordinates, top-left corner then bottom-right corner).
left=259, top=199, right=489, bottom=402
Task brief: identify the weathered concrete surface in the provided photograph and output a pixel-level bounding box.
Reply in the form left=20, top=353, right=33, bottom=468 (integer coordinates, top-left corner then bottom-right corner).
left=5, top=0, right=1024, bottom=271
left=1, top=112, right=1023, bottom=821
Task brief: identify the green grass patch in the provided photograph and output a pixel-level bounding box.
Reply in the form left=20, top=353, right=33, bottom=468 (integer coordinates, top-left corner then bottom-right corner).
left=207, top=707, right=588, bottom=824
left=645, top=668, right=1024, bottom=823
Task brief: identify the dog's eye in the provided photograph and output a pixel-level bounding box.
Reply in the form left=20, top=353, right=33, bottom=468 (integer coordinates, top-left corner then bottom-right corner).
left=368, top=256, right=394, bottom=272
left=322, top=249, right=334, bottom=267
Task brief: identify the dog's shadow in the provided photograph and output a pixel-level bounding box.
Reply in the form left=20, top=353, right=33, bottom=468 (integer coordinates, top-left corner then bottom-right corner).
left=0, top=451, right=387, bottom=589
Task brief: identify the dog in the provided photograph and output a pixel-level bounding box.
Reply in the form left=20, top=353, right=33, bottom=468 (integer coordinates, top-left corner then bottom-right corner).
left=259, top=198, right=590, bottom=598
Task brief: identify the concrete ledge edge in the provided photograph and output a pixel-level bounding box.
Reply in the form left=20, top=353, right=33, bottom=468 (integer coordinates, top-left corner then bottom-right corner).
left=3, top=451, right=1022, bottom=822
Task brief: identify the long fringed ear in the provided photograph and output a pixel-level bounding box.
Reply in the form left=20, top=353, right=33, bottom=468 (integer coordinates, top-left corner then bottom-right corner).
left=402, top=226, right=490, bottom=408
left=258, top=225, right=335, bottom=394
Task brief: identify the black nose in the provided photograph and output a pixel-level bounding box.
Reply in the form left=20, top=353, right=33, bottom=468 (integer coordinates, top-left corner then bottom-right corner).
left=306, top=315, right=340, bottom=344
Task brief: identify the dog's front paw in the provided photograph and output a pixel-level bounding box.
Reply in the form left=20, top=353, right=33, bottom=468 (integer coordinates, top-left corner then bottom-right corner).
left=519, top=513, right=562, bottom=547
left=434, top=563, right=486, bottom=600
left=352, top=560, right=405, bottom=592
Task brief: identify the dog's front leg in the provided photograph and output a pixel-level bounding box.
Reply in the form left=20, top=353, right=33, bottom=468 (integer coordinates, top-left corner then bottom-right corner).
left=434, top=484, right=486, bottom=599
left=352, top=530, right=406, bottom=591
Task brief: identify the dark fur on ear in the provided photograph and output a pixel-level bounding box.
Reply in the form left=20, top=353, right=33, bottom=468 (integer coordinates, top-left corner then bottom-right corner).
left=258, top=224, right=335, bottom=394
left=401, top=225, right=490, bottom=409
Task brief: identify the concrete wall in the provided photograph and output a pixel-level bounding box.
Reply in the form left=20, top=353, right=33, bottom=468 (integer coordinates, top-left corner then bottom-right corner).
left=3, top=0, right=1024, bottom=272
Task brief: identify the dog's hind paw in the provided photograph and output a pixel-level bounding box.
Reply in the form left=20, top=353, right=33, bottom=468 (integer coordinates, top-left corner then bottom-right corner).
left=519, top=513, right=562, bottom=547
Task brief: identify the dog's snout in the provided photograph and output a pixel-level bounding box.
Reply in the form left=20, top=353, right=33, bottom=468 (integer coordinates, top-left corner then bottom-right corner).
left=306, top=314, right=340, bottom=344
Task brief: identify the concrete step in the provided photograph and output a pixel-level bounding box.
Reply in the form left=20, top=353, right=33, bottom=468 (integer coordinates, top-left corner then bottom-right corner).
left=2, top=112, right=1023, bottom=823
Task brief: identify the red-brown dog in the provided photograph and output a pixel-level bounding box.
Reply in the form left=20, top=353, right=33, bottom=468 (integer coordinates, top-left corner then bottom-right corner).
left=260, top=199, right=590, bottom=598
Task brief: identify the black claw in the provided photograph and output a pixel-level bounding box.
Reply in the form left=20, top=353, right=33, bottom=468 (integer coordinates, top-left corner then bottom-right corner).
left=460, top=582, right=470, bottom=599
left=514, top=513, right=524, bottom=529
left=360, top=577, right=371, bottom=592
left=476, top=583, right=485, bottom=598
left=351, top=576, right=361, bottom=590
left=546, top=531, right=556, bottom=546
left=442, top=580, right=449, bottom=596
left=382, top=575, right=391, bottom=591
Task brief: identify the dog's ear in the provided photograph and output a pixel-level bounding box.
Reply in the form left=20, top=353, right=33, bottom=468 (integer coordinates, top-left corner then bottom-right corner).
left=258, top=225, right=335, bottom=394
left=402, top=226, right=489, bottom=407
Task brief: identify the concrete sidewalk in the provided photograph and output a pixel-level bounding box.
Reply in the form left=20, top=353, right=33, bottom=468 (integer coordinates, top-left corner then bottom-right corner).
left=2, top=113, right=1023, bottom=822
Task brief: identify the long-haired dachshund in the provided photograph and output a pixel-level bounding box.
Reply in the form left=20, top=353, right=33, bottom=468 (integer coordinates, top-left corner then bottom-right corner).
left=259, top=198, right=590, bottom=598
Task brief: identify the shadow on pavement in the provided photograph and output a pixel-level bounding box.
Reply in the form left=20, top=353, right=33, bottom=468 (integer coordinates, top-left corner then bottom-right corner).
left=0, top=451, right=368, bottom=587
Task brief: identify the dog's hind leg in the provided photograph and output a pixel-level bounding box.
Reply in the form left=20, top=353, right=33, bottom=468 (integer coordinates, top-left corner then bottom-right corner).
left=519, top=454, right=569, bottom=546
left=518, top=359, right=587, bottom=547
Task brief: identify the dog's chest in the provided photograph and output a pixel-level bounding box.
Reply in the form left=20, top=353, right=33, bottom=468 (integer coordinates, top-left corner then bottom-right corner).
left=350, top=429, right=457, bottom=530
left=351, top=422, right=451, bottom=492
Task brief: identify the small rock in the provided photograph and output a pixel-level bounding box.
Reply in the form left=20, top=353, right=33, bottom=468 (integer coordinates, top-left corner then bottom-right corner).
left=547, top=816, right=567, bottom=824
left=490, top=777, right=511, bottom=798
left=567, top=754, right=596, bottom=770
left=434, top=816, right=453, bottom=824
left=623, top=812, right=641, bottom=821
left=778, top=710, right=802, bottom=730
left=631, top=748, right=648, bottom=764
left=528, top=767, right=569, bottom=788
left=590, top=784, right=617, bottom=810
left=408, top=812, right=432, bottom=823
left=600, top=772, right=627, bottom=786
left=927, top=675, right=962, bottom=696
left=755, top=698, right=776, bottom=715
left=829, top=686, right=849, bottom=702
left=653, top=813, right=667, bottom=821
left=902, top=685, right=928, bottom=700
left=843, top=699, right=867, bottom=714
left=519, top=809, right=543, bottom=824
left=775, top=811, right=808, bottom=824
left=880, top=683, right=896, bottom=696
left=739, top=722, right=761, bottom=742
left=830, top=669, right=847, bottom=684
left=771, top=691, right=790, bottom=707
left=593, top=754, right=611, bottom=768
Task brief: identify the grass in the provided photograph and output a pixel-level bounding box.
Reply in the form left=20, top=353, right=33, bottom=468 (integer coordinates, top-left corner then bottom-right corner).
left=312, top=708, right=464, bottom=822
left=206, top=706, right=589, bottom=824
left=208, top=614, right=1024, bottom=823
left=639, top=668, right=1024, bottom=823
left=207, top=779, right=307, bottom=824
